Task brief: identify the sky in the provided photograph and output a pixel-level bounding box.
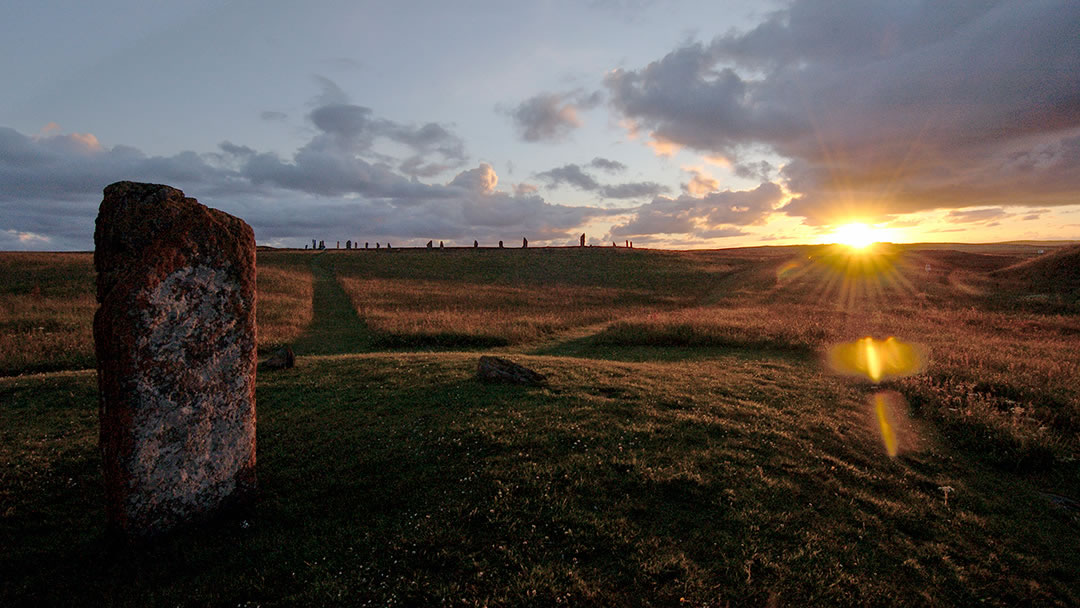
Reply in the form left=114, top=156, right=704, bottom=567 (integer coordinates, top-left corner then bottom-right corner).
left=2, top=0, right=1079, bottom=251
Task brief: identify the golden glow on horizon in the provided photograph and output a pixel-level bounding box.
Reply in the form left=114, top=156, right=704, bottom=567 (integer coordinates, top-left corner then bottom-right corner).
left=829, top=223, right=880, bottom=250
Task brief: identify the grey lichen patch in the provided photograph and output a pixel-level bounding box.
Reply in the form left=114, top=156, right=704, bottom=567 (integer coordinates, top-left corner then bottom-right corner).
left=125, top=265, right=255, bottom=525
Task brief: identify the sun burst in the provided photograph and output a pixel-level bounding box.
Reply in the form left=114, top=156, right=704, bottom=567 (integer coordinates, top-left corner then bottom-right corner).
left=830, top=223, right=879, bottom=250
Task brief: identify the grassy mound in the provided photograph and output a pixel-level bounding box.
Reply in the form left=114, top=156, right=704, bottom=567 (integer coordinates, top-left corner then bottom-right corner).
left=991, top=244, right=1080, bottom=295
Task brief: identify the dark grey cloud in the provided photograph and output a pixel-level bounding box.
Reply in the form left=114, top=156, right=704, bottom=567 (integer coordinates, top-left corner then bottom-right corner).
left=599, top=182, right=668, bottom=200
left=537, top=164, right=601, bottom=191
left=605, top=0, right=1080, bottom=224
left=536, top=162, right=668, bottom=199
left=303, top=100, right=467, bottom=178
left=609, top=182, right=782, bottom=238
left=506, top=89, right=603, bottom=142
left=589, top=157, right=627, bottom=173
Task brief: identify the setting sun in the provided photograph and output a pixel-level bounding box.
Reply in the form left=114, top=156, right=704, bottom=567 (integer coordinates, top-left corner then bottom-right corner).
left=829, top=223, right=882, bottom=249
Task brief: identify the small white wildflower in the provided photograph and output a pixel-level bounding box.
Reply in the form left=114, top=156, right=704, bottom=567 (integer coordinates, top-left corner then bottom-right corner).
left=938, top=485, right=955, bottom=507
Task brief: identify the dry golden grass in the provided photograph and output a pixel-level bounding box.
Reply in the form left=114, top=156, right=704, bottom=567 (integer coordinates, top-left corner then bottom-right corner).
left=339, top=276, right=683, bottom=346
left=582, top=245, right=1080, bottom=467
left=0, top=251, right=315, bottom=373
left=0, top=253, right=96, bottom=375
left=256, top=263, right=314, bottom=350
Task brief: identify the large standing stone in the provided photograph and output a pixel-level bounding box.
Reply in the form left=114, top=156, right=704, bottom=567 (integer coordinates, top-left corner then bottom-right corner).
left=94, top=181, right=257, bottom=538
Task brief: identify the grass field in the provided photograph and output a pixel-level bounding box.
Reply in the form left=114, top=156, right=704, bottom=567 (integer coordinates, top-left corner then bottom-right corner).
left=2, top=243, right=1078, bottom=606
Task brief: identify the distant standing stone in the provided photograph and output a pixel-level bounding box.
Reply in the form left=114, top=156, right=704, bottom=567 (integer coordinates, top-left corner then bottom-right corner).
left=346, top=240, right=351, bottom=250
left=499, top=240, right=504, bottom=248
left=427, top=240, right=433, bottom=249
left=580, top=233, right=585, bottom=247
left=440, top=241, right=444, bottom=248
left=523, top=237, right=528, bottom=248
left=94, top=181, right=256, bottom=539
left=474, top=240, right=478, bottom=248
left=477, top=356, right=547, bottom=386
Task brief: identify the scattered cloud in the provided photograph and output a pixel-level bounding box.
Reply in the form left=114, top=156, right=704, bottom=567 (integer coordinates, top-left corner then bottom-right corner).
left=260, top=111, right=288, bottom=122
left=537, top=164, right=601, bottom=191
left=0, top=229, right=52, bottom=251
left=449, top=163, right=498, bottom=194
left=0, top=103, right=607, bottom=248
left=536, top=162, right=668, bottom=199
left=588, top=157, right=627, bottom=173
left=945, top=208, right=1009, bottom=224
left=513, top=183, right=539, bottom=196
left=605, top=0, right=1080, bottom=224
left=682, top=167, right=719, bottom=196
left=506, top=89, right=603, bottom=142
left=609, top=181, right=783, bottom=238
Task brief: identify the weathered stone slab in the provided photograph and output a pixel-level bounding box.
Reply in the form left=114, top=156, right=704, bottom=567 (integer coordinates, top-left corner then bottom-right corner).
left=260, top=345, right=295, bottom=371
left=94, top=181, right=257, bottom=538
left=477, top=356, right=547, bottom=386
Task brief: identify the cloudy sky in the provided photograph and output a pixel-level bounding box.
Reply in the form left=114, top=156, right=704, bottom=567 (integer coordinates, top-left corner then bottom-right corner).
left=3, top=0, right=1079, bottom=250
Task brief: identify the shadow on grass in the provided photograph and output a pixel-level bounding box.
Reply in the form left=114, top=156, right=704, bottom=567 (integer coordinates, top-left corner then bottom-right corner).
left=531, top=326, right=817, bottom=364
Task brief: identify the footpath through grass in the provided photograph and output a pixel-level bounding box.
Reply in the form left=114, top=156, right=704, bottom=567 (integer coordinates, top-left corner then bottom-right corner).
left=290, top=252, right=374, bottom=356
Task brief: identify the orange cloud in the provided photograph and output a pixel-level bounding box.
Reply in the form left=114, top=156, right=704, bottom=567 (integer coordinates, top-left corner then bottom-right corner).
left=646, top=134, right=680, bottom=157
left=681, top=166, right=719, bottom=196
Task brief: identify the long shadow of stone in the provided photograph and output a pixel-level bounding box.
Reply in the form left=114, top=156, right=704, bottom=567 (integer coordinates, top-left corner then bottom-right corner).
left=291, top=253, right=375, bottom=356
left=530, top=330, right=815, bottom=364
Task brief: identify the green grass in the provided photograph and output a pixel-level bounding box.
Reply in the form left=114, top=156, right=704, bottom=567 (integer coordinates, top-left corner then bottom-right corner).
left=2, top=354, right=1078, bottom=606
left=3, top=244, right=1080, bottom=605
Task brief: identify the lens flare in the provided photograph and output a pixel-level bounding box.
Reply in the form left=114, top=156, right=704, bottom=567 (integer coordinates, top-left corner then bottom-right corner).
left=827, top=336, right=923, bottom=383
left=874, top=392, right=898, bottom=457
